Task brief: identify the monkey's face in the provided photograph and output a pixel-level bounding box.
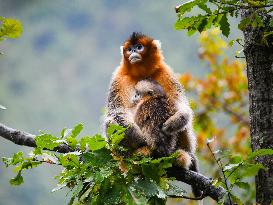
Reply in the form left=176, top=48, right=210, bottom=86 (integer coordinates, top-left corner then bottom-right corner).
left=126, top=44, right=144, bottom=64
left=123, top=39, right=150, bottom=65
left=122, top=32, right=161, bottom=66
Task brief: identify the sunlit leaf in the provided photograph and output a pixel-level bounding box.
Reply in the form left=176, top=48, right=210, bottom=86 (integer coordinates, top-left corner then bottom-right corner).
left=248, top=149, right=273, bottom=160
left=0, top=18, right=23, bottom=39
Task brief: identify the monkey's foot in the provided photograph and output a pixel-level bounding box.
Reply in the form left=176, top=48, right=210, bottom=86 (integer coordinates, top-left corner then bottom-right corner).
left=135, top=146, right=151, bottom=156
left=176, top=150, right=191, bottom=169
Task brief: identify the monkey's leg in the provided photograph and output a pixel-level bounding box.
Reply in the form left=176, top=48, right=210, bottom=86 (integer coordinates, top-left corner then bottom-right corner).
left=175, top=150, right=203, bottom=198
left=175, top=149, right=192, bottom=168
left=188, top=153, right=203, bottom=198
left=104, top=115, right=147, bottom=149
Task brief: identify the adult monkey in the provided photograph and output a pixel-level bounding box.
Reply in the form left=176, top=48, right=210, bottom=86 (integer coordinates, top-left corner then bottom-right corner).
left=104, top=32, right=200, bottom=197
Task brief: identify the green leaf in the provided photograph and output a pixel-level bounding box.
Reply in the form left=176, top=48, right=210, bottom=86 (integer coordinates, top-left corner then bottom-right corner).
left=3, top=152, right=24, bottom=166
left=10, top=171, right=24, bottom=185
left=107, top=124, right=126, bottom=146
left=248, top=149, right=273, bottom=160
left=198, top=3, right=211, bottom=14
left=166, top=181, right=186, bottom=197
left=229, top=155, right=242, bottom=164
left=71, top=123, right=84, bottom=138
left=66, top=136, right=78, bottom=149
left=241, top=163, right=266, bottom=177
left=0, top=18, right=23, bottom=39
left=87, top=134, right=106, bottom=151
left=59, top=153, right=80, bottom=167
left=60, top=127, right=69, bottom=138
left=94, top=167, right=113, bottom=183
left=230, top=193, right=243, bottom=205
left=234, top=181, right=250, bottom=190
left=128, top=187, right=149, bottom=205
left=238, top=17, right=251, bottom=31
left=175, top=15, right=206, bottom=31
left=219, top=14, right=230, bottom=37
left=176, top=0, right=199, bottom=15
left=132, top=179, right=159, bottom=197
left=107, top=124, right=126, bottom=137
left=13, top=161, right=42, bottom=172
left=82, top=149, right=112, bottom=167
left=270, top=18, right=273, bottom=27
left=35, top=133, right=60, bottom=150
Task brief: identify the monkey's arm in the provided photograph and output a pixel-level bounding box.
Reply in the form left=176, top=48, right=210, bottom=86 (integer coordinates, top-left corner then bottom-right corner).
left=104, top=115, right=146, bottom=149
left=162, top=110, right=190, bottom=134
left=105, top=81, right=146, bottom=149
left=162, top=77, right=193, bottom=134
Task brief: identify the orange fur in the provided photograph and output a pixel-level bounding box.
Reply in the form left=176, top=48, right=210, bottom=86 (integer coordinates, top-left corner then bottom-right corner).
left=135, top=146, right=151, bottom=156
left=176, top=149, right=192, bottom=169
left=113, top=35, right=179, bottom=109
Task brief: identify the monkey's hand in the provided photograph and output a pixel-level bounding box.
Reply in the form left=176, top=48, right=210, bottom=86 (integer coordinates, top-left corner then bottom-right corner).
left=162, top=111, right=189, bottom=134
left=125, top=123, right=147, bottom=147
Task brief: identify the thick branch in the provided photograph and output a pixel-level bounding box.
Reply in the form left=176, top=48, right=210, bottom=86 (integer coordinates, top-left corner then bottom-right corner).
left=167, top=167, right=227, bottom=203
left=0, top=122, right=227, bottom=203
left=0, top=123, right=72, bottom=153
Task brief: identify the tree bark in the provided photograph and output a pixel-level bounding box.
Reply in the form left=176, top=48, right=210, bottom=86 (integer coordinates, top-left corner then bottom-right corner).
left=242, top=10, right=273, bottom=205
left=0, top=122, right=72, bottom=153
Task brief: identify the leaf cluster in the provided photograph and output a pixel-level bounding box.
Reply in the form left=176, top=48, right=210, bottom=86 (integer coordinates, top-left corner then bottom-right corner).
left=175, top=0, right=273, bottom=42
left=2, top=124, right=186, bottom=205
left=207, top=138, right=273, bottom=205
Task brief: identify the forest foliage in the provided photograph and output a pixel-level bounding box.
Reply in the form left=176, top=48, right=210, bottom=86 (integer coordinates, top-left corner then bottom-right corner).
left=175, top=0, right=273, bottom=45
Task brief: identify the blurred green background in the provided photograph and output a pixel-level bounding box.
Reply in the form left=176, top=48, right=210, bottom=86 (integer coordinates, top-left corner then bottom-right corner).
left=0, top=1, right=239, bottom=204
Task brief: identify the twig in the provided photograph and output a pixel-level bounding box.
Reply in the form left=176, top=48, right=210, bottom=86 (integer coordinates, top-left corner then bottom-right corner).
left=222, top=104, right=249, bottom=126
left=235, top=56, right=246, bottom=59
left=207, top=142, right=233, bottom=205
left=167, top=194, right=204, bottom=200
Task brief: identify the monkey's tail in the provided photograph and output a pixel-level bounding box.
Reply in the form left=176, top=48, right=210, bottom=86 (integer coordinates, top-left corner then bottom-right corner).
left=189, top=153, right=203, bottom=198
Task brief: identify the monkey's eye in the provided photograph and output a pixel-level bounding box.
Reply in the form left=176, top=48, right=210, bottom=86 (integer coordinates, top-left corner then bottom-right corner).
left=147, top=91, right=153, bottom=96
left=136, top=44, right=144, bottom=52
left=128, top=47, right=132, bottom=52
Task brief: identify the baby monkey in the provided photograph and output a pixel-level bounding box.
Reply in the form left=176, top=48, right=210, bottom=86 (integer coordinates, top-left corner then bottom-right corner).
left=132, top=79, right=202, bottom=197
left=131, top=79, right=178, bottom=158
left=131, top=79, right=196, bottom=168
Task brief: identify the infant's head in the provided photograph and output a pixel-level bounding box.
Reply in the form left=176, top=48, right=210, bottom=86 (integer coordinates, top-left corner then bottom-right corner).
left=132, top=79, right=165, bottom=105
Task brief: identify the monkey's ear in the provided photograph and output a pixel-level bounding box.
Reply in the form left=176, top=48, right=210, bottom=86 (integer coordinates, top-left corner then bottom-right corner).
left=152, top=40, right=161, bottom=50
left=120, top=46, right=124, bottom=55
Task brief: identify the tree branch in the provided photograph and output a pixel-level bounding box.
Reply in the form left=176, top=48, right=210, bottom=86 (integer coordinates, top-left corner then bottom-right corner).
left=222, top=104, right=250, bottom=126
left=167, top=167, right=228, bottom=204
left=0, top=122, right=228, bottom=203
left=0, top=123, right=72, bottom=153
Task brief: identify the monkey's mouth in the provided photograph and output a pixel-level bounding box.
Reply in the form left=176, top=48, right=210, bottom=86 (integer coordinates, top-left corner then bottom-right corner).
left=129, top=53, right=142, bottom=64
